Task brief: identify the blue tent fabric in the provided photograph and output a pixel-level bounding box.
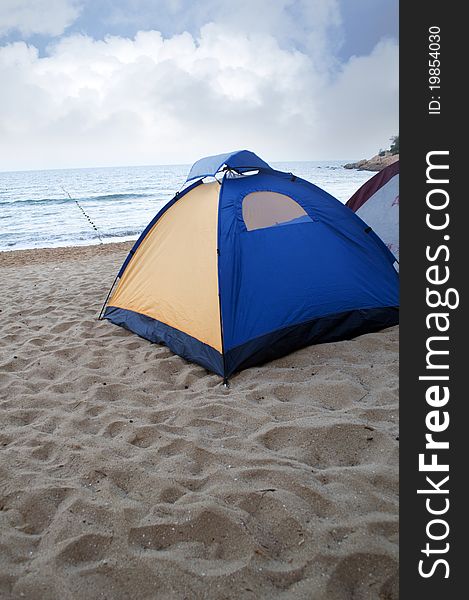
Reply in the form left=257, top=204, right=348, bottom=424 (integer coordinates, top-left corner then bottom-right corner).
left=105, top=153, right=399, bottom=379
left=223, top=307, right=398, bottom=376
left=185, top=150, right=272, bottom=182
left=217, top=171, right=398, bottom=357
left=104, top=306, right=224, bottom=375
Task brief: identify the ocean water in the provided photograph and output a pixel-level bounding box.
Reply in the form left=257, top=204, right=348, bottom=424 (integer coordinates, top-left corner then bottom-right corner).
left=0, top=161, right=374, bottom=251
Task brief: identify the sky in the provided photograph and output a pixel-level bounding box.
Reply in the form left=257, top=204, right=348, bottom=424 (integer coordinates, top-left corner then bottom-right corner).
left=0, top=0, right=398, bottom=171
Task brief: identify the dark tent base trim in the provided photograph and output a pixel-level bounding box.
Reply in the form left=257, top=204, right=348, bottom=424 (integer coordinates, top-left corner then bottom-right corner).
left=105, top=305, right=398, bottom=379
left=104, top=306, right=225, bottom=376
left=224, top=306, right=399, bottom=377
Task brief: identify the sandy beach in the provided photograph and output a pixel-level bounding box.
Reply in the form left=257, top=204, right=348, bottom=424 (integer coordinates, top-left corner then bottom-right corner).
left=0, top=243, right=398, bottom=599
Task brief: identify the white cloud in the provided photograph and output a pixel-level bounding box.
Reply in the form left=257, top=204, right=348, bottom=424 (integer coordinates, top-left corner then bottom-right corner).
left=108, top=0, right=342, bottom=57
left=0, top=0, right=81, bottom=37
left=0, top=24, right=398, bottom=170
left=316, top=39, right=399, bottom=156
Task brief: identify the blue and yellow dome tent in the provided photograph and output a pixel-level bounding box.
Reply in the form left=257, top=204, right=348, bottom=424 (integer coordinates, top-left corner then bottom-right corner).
left=101, top=151, right=399, bottom=381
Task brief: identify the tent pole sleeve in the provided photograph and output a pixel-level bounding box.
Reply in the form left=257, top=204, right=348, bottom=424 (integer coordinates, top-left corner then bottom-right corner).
left=217, top=248, right=227, bottom=382
left=217, top=178, right=228, bottom=381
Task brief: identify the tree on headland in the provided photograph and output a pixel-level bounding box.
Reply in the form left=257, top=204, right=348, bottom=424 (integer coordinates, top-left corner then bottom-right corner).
left=344, top=134, right=399, bottom=170
left=389, top=135, right=399, bottom=155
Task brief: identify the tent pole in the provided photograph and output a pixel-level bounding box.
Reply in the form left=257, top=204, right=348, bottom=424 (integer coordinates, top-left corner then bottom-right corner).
left=97, top=274, right=119, bottom=320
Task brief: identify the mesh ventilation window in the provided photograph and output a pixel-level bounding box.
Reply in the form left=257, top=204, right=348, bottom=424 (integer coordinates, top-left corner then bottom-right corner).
left=242, top=191, right=312, bottom=231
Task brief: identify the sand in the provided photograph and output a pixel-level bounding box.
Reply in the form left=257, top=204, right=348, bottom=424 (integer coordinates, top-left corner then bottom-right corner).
left=0, top=243, right=399, bottom=600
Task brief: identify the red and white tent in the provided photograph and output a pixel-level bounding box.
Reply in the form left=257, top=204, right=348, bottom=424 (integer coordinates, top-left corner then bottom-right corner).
left=347, top=161, right=399, bottom=262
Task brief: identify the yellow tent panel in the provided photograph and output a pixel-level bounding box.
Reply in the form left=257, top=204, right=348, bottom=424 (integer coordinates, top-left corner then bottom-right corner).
left=109, top=182, right=222, bottom=352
